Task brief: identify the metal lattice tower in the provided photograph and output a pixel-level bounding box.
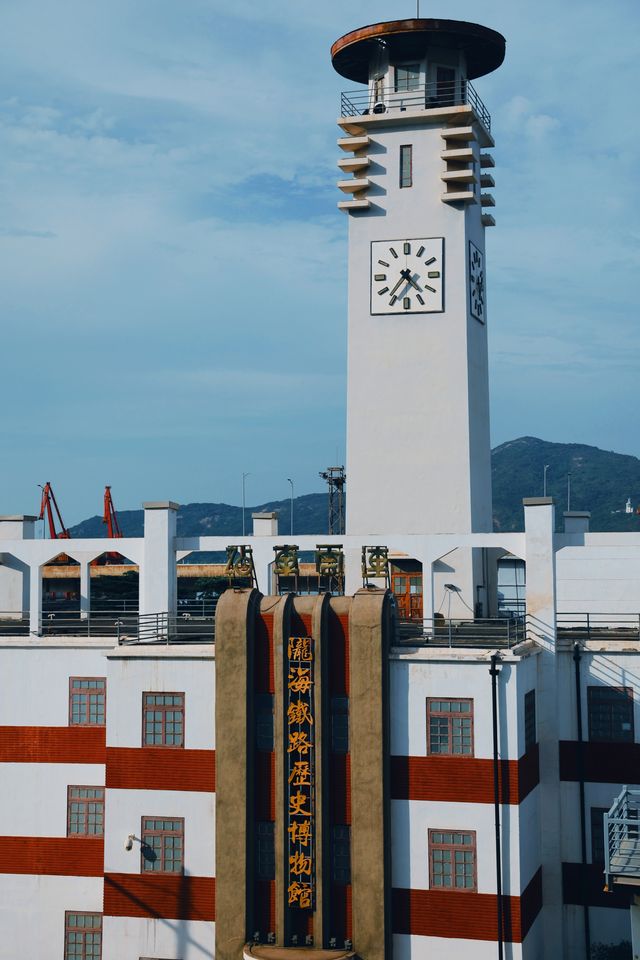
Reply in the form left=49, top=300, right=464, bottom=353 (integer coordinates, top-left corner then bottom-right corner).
left=319, top=466, right=346, bottom=535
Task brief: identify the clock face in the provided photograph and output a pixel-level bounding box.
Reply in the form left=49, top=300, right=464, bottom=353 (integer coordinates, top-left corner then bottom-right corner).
left=469, top=242, right=485, bottom=323
left=370, top=238, right=444, bottom=315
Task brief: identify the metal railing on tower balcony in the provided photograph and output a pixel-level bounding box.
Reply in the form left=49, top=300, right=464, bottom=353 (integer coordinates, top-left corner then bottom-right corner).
left=604, top=786, right=640, bottom=888
left=340, top=79, right=491, bottom=131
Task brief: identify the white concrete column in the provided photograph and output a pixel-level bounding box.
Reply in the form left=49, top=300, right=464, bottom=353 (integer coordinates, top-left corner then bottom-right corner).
left=563, top=510, right=590, bottom=535
left=523, top=496, right=563, bottom=955
left=422, top=558, right=435, bottom=622
left=29, top=564, right=42, bottom=635
left=0, top=516, right=36, bottom=540
left=252, top=512, right=278, bottom=536
left=0, top=516, right=36, bottom=617
left=248, top=540, right=275, bottom=595
left=79, top=560, right=91, bottom=620
left=344, top=546, right=362, bottom=597
left=140, top=502, right=178, bottom=616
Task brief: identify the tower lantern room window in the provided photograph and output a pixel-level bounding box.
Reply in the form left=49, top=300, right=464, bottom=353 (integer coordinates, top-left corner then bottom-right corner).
left=395, top=64, right=421, bottom=92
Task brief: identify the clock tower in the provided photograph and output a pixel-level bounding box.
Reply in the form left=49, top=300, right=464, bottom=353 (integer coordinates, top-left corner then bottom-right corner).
left=332, top=19, right=505, bottom=538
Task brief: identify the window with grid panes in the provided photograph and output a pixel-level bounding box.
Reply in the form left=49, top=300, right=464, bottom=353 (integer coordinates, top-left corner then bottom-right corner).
left=399, top=145, right=412, bottom=188
left=142, top=693, right=184, bottom=747
left=426, top=699, right=473, bottom=755
left=524, top=689, right=536, bottom=751
left=69, top=679, right=105, bottom=726
left=395, top=63, right=421, bottom=92
left=64, top=912, right=102, bottom=959
left=67, top=786, right=104, bottom=836
left=588, top=686, right=634, bottom=742
left=429, top=830, right=476, bottom=891
left=141, top=818, right=184, bottom=873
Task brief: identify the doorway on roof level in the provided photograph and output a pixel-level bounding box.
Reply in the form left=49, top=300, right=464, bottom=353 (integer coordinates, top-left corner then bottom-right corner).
left=391, top=559, right=423, bottom=622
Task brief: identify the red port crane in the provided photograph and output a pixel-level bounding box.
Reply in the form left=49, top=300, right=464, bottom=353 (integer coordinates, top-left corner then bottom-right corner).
left=103, top=486, right=123, bottom=539
left=38, top=482, right=71, bottom=539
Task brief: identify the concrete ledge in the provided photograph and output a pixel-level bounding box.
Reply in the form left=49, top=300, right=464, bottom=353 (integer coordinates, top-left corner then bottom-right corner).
left=0, top=515, right=37, bottom=521
left=244, top=948, right=355, bottom=959
left=106, top=644, right=215, bottom=659
left=142, top=501, right=179, bottom=510
left=523, top=497, right=554, bottom=506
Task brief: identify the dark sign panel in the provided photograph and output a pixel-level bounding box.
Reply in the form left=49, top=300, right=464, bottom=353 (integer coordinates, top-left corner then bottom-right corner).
left=286, top=636, right=315, bottom=910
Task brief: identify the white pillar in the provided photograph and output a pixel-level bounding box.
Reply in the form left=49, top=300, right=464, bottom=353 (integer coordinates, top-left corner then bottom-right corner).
left=523, top=497, right=563, bottom=955
left=423, top=558, right=435, bottom=622
left=249, top=540, right=275, bottom=596
left=563, top=510, right=590, bottom=535
left=29, top=564, right=42, bottom=635
left=140, top=502, right=178, bottom=616
left=0, top=516, right=36, bottom=617
left=252, top=512, right=279, bottom=536
left=79, top=560, right=91, bottom=620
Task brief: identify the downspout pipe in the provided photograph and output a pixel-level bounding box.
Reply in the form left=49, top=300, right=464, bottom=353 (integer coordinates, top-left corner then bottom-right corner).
left=490, top=653, right=504, bottom=960
left=573, top=642, right=591, bottom=959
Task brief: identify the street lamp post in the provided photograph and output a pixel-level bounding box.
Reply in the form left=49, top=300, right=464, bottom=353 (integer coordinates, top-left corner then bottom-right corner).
left=242, top=472, right=250, bottom=537
left=287, top=478, right=294, bottom=536
left=543, top=464, right=550, bottom=497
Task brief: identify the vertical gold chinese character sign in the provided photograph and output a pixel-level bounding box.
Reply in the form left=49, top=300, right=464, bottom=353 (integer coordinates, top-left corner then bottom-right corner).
left=286, top=636, right=315, bottom=910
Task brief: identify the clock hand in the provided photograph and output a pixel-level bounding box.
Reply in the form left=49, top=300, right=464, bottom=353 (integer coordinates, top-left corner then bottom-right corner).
left=389, top=274, right=406, bottom=297
left=401, top=269, right=422, bottom=292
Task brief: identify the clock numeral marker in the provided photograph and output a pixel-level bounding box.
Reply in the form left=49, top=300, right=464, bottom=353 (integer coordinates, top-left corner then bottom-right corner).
left=374, top=274, right=386, bottom=281
left=417, top=246, right=425, bottom=257
left=425, top=257, right=436, bottom=266
left=417, top=294, right=425, bottom=305
left=403, top=242, right=411, bottom=255
left=389, top=247, right=398, bottom=259
left=378, top=259, right=390, bottom=267
left=378, top=287, right=389, bottom=295
left=425, top=284, right=436, bottom=293
left=403, top=297, right=411, bottom=310
left=389, top=295, right=398, bottom=305
left=427, top=271, right=440, bottom=279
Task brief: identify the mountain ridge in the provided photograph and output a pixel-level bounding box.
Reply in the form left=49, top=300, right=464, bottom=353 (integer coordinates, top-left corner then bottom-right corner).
left=68, top=437, right=640, bottom=538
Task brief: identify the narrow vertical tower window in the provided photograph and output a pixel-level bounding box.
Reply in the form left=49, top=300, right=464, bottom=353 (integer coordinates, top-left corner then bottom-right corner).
left=399, top=145, right=413, bottom=188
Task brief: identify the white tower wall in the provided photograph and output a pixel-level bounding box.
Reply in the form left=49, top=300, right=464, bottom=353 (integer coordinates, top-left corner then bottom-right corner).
left=344, top=120, right=492, bottom=536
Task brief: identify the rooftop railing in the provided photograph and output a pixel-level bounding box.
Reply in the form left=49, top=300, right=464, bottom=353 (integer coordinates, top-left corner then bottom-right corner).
left=340, top=79, right=491, bottom=131
left=605, top=786, right=640, bottom=888
left=25, top=603, right=217, bottom=643
left=0, top=613, right=30, bottom=636
left=395, top=615, right=525, bottom=648
left=557, top=613, right=640, bottom=643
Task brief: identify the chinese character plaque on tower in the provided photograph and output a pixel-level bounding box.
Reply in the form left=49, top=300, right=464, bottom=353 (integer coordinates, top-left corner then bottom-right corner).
left=286, top=635, right=315, bottom=910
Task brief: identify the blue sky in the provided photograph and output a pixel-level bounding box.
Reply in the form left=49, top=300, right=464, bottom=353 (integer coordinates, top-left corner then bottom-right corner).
left=0, top=0, right=638, bottom=524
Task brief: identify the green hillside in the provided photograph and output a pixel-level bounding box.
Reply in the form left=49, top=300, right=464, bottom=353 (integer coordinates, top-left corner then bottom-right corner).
left=69, top=493, right=328, bottom=539
left=492, top=437, right=640, bottom=532
left=68, top=438, right=640, bottom=538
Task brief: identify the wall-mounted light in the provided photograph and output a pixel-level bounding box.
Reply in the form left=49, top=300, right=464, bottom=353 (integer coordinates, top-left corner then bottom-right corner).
left=125, top=834, right=137, bottom=851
